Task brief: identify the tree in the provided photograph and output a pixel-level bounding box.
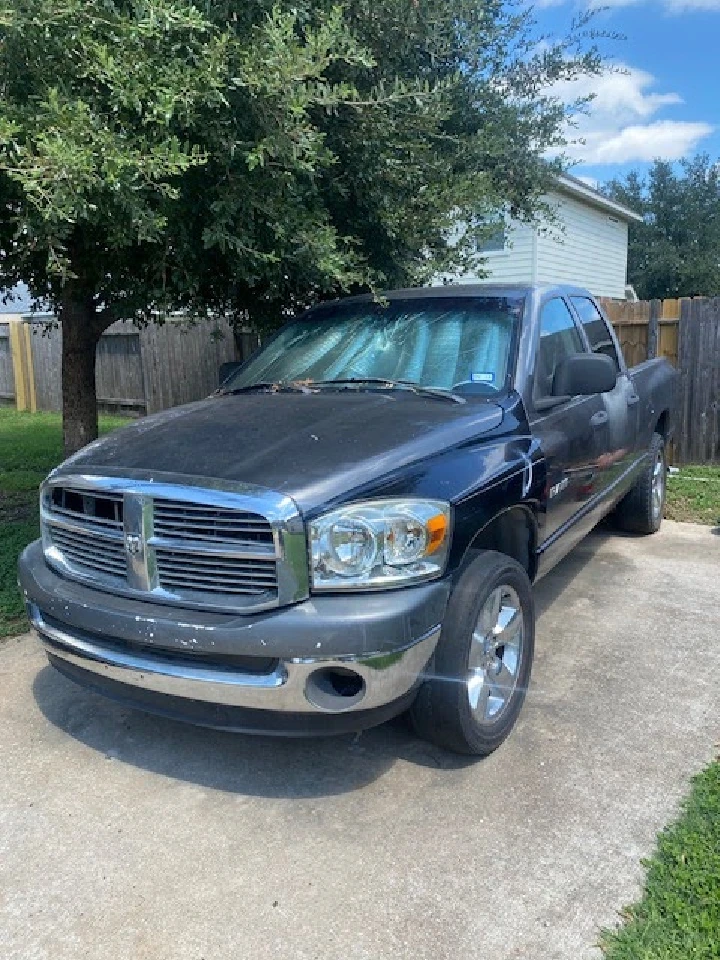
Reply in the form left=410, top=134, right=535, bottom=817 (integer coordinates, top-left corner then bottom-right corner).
left=605, top=155, right=720, bottom=301
left=0, top=1, right=232, bottom=452
left=0, top=0, right=603, bottom=455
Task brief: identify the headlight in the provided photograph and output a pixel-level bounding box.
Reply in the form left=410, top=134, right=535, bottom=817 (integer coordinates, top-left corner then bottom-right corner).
left=309, top=499, right=451, bottom=590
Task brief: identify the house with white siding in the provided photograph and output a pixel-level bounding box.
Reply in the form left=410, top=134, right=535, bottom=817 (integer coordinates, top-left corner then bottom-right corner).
left=439, top=173, right=642, bottom=300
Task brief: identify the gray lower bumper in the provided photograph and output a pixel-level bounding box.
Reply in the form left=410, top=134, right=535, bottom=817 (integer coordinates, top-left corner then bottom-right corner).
left=19, top=540, right=449, bottom=725
left=30, top=604, right=440, bottom=715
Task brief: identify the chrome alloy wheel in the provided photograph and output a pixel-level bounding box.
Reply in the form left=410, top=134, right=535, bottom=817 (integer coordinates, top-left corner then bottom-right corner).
left=467, top=586, right=524, bottom=725
left=651, top=450, right=665, bottom=522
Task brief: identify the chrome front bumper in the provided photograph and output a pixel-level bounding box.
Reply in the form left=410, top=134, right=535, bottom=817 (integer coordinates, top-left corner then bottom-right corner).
left=30, top=605, right=440, bottom=716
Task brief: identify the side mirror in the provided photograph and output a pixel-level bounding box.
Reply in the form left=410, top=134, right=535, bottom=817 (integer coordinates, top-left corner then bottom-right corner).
left=553, top=353, right=617, bottom=398
left=219, top=361, right=243, bottom=387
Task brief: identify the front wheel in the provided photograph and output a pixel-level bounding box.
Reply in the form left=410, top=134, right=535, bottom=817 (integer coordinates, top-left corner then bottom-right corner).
left=614, top=432, right=666, bottom=534
left=410, top=551, right=535, bottom=756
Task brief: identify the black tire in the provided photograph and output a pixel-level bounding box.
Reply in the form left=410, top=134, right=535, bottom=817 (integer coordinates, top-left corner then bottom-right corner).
left=410, top=550, right=535, bottom=757
left=614, top=432, right=666, bottom=535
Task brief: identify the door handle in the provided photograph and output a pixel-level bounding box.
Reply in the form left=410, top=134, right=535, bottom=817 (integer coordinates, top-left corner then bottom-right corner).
left=590, top=410, right=609, bottom=428
left=627, top=394, right=640, bottom=406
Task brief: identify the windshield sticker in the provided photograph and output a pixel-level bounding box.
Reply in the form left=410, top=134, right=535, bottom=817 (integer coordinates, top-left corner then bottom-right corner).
left=471, top=372, right=495, bottom=383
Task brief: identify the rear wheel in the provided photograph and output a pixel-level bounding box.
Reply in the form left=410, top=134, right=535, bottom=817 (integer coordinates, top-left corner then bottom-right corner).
left=614, top=432, right=666, bottom=534
left=410, top=550, right=534, bottom=756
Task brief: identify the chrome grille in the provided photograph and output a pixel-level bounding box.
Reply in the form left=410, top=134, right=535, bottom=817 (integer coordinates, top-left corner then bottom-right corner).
left=40, top=476, right=308, bottom=613
left=153, top=500, right=274, bottom=546
left=46, top=487, right=127, bottom=586
left=155, top=548, right=277, bottom=596
left=48, top=525, right=127, bottom=579
left=50, top=486, right=124, bottom=533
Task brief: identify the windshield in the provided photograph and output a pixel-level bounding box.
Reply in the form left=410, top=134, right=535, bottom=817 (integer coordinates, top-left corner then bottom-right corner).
left=225, top=296, right=524, bottom=396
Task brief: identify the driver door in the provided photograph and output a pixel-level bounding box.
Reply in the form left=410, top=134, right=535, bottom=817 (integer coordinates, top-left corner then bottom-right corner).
left=529, top=297, right=610, bottom=552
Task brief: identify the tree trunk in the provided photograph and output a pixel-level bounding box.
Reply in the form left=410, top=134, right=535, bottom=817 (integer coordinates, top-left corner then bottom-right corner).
left=61, top=293, right=107, bottom=457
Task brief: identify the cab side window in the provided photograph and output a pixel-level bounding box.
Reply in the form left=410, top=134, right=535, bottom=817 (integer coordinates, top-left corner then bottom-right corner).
left=570, top=297, right=621, bottom=373
left=535, top=298, right=585, bottom=401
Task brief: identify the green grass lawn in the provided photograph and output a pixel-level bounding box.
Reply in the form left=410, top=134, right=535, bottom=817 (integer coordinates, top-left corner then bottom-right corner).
left=666, top=465, right=720, bottom=525
left=0, top=408, right=125, bottom=639
left=600, top=760, right=720, bottom=959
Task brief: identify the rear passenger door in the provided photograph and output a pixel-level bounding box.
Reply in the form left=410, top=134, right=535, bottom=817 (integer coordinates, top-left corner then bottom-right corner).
left=530, top=297, right=608, bottom=547
left=569, top=296, right=639, bottom=491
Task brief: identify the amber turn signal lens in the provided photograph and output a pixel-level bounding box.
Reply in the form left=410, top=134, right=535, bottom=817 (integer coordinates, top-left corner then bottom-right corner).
left=426, top=513, right=448, bottom=554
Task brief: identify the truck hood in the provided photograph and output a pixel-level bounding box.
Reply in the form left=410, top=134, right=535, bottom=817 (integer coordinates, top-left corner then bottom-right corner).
left=61, top=392, right=505, bottom=513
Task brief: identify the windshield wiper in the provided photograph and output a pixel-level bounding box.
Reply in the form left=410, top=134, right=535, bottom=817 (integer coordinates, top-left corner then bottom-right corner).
left=221, top=380, right=315, bottom=396
left=394, top=380, right=467, bottom=404
left=222, top=377, right=466, bottom=403
left=312, top=378, right=466, bottom=404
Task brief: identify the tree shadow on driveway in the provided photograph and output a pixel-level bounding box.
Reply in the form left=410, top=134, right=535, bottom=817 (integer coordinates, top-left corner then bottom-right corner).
left=31, top=528, right=613, bottom=800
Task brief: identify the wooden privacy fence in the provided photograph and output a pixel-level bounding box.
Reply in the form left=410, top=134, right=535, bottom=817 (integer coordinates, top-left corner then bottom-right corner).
left=597, top=297, right=680, bottom=368
left=598, top=296, right=720, bottom=465
left=0, top=322, right=16, bottom=403
left=676, top=298, right=720, bottom=465
left=5, top=315, right=244, bottom=416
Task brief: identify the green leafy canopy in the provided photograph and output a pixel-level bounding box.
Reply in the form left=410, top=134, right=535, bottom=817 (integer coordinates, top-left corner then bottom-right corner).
left=0, top=0, right=605, bottom=326
left=605, top=155, right=720, bottom=300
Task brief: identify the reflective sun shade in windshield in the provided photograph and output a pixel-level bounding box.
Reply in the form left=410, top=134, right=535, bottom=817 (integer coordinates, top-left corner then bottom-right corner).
left=226, top=296, right=524, bottom=395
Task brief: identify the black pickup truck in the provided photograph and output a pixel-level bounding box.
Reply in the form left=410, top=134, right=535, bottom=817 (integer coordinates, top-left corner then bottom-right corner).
left=19, top=284, right=677, bottom=755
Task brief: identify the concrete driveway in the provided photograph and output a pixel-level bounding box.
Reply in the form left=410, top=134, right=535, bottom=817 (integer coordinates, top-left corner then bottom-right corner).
left=1, top=520, right=718, bottom=960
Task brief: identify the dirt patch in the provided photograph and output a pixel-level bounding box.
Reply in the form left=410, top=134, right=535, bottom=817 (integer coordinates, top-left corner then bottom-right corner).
left=0, top=492, right=36, bottom=524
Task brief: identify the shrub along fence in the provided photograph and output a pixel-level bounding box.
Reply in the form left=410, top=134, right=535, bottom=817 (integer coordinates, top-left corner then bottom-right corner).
left=1, top=297, right=718, bottom=464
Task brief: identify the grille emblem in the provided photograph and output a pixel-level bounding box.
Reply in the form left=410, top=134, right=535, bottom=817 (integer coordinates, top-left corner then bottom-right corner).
left=125, top=532, right=143, bottom=556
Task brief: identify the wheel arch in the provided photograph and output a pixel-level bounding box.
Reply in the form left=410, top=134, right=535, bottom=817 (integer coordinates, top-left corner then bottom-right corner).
left=654, top=409, right=671, bottom=440
left=464, top=505, right=539, bottom=582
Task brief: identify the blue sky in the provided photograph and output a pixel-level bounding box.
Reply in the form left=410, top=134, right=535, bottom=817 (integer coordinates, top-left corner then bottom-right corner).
left=533, top=0, right=720, bottom=187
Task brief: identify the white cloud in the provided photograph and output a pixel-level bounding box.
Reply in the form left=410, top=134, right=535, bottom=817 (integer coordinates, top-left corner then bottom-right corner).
left=548, top=64, right=713, bottom=164
left=586, top=0, right=644, bottom=9
left=580, top=0, right=720, bottom=12
left=664, top=0, right=720, bottom=10
left=565, top=120, right=714, bottom=163
left=552, top=66, right=681, bottom=124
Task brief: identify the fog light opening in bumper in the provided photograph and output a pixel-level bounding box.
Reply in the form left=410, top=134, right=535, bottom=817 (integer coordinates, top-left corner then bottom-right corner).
left=305, top=667, right=366, bottom=711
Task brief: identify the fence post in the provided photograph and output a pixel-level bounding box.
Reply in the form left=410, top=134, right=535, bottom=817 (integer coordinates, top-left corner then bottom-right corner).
left=8, top=318, right=37, bottom=412
left=23, top=321, right=38, bottom=412
left=647, top=300, right=660, bottom=359
left=676, top=297, right=695, bottom=465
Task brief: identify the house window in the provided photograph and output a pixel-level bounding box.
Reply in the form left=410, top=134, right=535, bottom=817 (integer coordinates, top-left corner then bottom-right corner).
left=476, top=228, right=506, bottom=253
left=466, top=215, right=506, bottom=253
